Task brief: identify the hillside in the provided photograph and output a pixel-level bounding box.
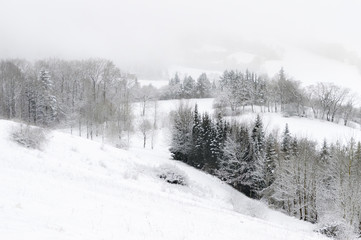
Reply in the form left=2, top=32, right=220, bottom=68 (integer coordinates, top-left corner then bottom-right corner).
left=132, top=97, right=361, bottom=147
left=0, top=119, right=329, bottom=240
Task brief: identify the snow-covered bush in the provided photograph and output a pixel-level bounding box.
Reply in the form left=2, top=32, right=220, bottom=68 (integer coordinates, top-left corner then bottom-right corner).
left=11, top=125, right=47, bottom=149
left=157, top=164, right=188, bottom=186
left=317, top=220, right=355, bottom=240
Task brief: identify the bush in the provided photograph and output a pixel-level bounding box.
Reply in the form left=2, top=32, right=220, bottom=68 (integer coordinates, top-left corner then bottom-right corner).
left=157, top=164, right=188, bottom=186
left=317, top=220, right=355, bottom=240
left=11, top=125, right=47, bottom=149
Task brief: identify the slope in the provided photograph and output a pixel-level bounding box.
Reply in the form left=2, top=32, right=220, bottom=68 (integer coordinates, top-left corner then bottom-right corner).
left=0, top=119, right=328, bottom=240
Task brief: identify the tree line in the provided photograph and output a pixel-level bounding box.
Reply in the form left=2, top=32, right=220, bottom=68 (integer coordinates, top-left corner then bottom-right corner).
left=160, top=73, right=216, bottom=100
left=170, top=104, right=361, bottom=237
left=0, top=58, right=138, bottom=145
left=159, top=68, right=359, bottom=128
left=216, top=68, right=359, bottom=126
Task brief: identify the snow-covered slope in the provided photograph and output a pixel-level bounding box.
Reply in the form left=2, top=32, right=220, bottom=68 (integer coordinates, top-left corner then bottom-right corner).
left=0, top=119, right=328, bottom=240
left=235, top=112, right=361, bottom=146
left=133, top=98, right=361, bottom=147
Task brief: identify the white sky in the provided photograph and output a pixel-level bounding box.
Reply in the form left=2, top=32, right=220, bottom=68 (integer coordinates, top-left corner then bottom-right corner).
left=1, top=0, right=361, bottom=87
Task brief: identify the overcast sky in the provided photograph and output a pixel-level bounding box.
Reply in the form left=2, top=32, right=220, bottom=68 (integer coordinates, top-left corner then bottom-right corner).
left=1, top=0, right=361, bottom=86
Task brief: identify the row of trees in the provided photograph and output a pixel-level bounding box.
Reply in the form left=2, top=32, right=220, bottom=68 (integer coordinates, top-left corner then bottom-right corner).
left=0, top=59, right=137, bottom=145
left=216, top=68, right=358, bottom=126
left=170, top=104, right=361, bottom=237
left=160, top=73, right=215, bottom=99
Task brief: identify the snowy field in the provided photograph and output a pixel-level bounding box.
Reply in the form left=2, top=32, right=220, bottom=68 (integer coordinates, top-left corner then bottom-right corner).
left=3, top=97, right=361, bottom=239
left=235, top=112, right=361, bottom=146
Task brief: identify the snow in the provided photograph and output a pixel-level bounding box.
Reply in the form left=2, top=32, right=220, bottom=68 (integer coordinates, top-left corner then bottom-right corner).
left=138, top=79, right=169, bottom=88
left=0, top=115, right=329, bottom=239
left=233, top=111, right=361, bottom=146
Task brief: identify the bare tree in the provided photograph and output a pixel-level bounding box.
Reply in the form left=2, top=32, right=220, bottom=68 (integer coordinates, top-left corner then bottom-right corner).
left=139, top=118, right=152, bottom=148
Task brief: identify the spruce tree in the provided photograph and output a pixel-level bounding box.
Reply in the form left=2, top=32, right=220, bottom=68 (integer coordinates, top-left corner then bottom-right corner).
left=213, top=113, right=225, bottom=160
left=265, top=134, right=277, bottom=187
left=170, top=103, right=193, bottom=163
left=182, top=76, right=196, bottom=98
left=36, top=70, right=58, bottom=126
left=191, top=104, right=203, bottom=168
left=237, top=125, right=253, bottom=195
left=201, top=112, right=216, bottom=172
left=196, top=73, right=212, bottom=98
left=250, top=114, right=266, bottom=198
left=271, top=124, right=295, bottom=213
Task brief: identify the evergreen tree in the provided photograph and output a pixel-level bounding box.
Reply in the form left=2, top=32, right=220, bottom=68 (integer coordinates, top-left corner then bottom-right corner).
left=170, top=103, right=193, bottom=163
left=36, top=70, right=58, bottom=126
left=200, top=112, right=216, bottom=172
left=213, top=113, right=225, bottom=160
left=265, top=134, right=278, bottom=187
left=316, top=140, right=339, bottom=221
left=182, top=76, right=196, bottom=98
left=191, top=104, right=203, bottom=168
left=168, top=73, right=182, bottom=99
left=196, top=73, right=212, bottom=98
left=271, top=124, right=295, bottom=213
left=250, top=114, right=266, bottom=198
left=218, top=123, right=251, bottom=193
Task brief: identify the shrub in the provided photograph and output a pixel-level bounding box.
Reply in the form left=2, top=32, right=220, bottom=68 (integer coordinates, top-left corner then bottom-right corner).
left=317, top=220, right=355, bottom=240
left=157, top=164, right=188, bottom=186
left=11, top=125, right=47, bottom=149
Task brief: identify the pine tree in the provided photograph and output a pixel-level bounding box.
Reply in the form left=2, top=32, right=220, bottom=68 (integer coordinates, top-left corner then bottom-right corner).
left=168, top=73, right=182, bottom=99
left=36, top=70, right=58, bottom=126
left=218, top=123, right=251, bottom=192
left=237, top=125, right=253, bottom=195
left=316, top=139, right=340, bottom=221
left=265, top=134, right=277, bottom=187
left=182, top=76, right=196, bottom=98
left=271, top=124, right=295, bottom=213
left=191, top=104, right=203, bottom=168
left=213, top=113, right=225, bottom=160
left=196, top=73, right=212, bottom=98
left=201, top=112, right=217, bottom=173
left=250, top=114, right=266, bottom=198
left=170, top=103, right=193, bottom=163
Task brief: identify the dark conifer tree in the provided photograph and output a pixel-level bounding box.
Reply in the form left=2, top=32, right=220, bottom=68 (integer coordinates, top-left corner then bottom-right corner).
left=265, top=134, right=278, bottom=187
left=201, top=112, right=216, bottom=172
left=250, top=114, right=266, bottom=198
left=191, top=104, right=204, bottom=168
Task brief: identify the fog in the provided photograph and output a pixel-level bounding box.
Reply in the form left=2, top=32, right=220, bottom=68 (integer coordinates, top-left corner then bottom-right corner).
left=1, top=0, right=361, bottom=85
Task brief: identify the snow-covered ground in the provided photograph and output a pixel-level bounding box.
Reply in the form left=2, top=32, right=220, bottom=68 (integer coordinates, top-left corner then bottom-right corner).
left=138, top=79, right=169, bottom=88
left=0, top=117, right=329, bottom=239
left=235, top=112, right=361, bottom=146
left=4, top=98, right=361, bottom=239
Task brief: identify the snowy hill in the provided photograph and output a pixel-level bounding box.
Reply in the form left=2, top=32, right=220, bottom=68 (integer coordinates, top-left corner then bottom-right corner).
left=132, top=97, right=361, bottom=147
left=0, top=119, right=329, bottom=240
